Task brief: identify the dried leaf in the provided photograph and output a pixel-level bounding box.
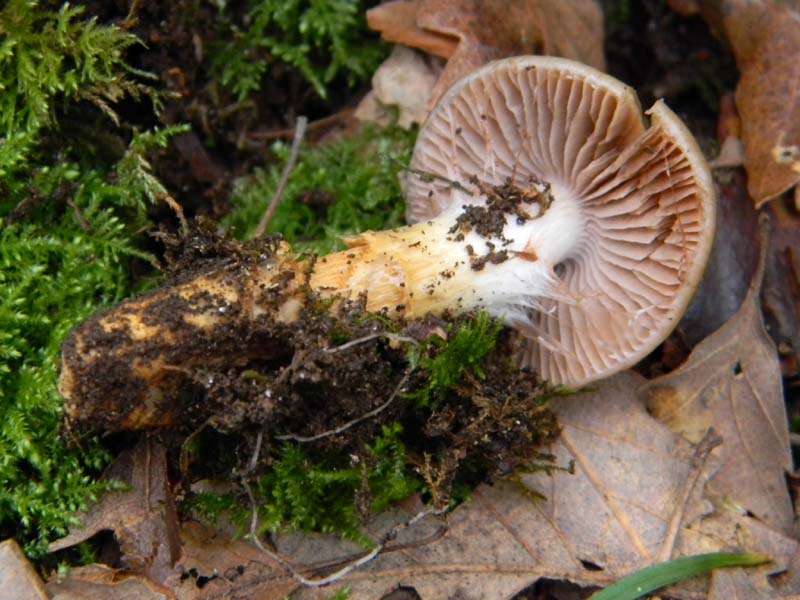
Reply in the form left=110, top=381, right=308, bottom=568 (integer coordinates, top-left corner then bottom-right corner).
left=763, top=198, right=800, bottom=379
left=686, top=505, right=798, bottom=597
left=278, top=373, right=795, bottom=599
left=367, top=0, right=456, bottom=59
left=0, top=539, right=48, bottom=600
left=367, top=0, right=605, bottom=107
left=140, top=373, right=795, bottom=599
left=49, top=437, right=181, bottom=583
left=166, top=521, right=298, bottom=600
left=46, top=564, right=174, bottom=600
left=641, top=221, right=794, bottom=536
left=668, top=0, right=702, bottom=16
left=679, top=171, right=760, bottom=346
left=708, top=567, right=763, bottom=600
left=720, top=1, right=800, bottom=206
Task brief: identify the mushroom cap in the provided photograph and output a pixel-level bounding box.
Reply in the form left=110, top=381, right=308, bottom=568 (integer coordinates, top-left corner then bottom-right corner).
left=406, top=56, right=717, bottom=386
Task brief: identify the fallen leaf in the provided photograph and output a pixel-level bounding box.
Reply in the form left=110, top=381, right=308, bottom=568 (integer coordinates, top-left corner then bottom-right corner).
left=709, top=92, right=745, bottom=169
left=708, top=567, right=762, bottom=600
left=0, top=539, right=48, bottom=600
left=679, top=170, right=760, bottom=346
left=641, top=220, right=794, bottom=535
left=129, top=373, right=797, bottom=599
left=716, top=1, right=800, bottom=206
left=166, top=520, right=298, bottom=600
left=667, top=0, right=701, bottom=16
left=686, top=506, right=798, bottom=598
left=279, top=373, right=794, bottom=599
left=46, top=564, right=174, bottom=600
left=763, top=198, right=800, bottom=379
left=367, top=0, right=605, bottom=107
left=49, top=437, right=181, bottom=584
left=366, top=0, right=456, bottom=60
left=771, top=542, right=800, bottom=596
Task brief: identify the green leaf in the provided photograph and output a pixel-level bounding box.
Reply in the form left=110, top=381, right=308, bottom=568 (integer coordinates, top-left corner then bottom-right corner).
left=589, top=552, right=772, bottom=600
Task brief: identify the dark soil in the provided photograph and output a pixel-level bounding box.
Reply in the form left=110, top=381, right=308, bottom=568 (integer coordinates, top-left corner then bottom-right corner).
left=447, top=176, right=554, bottom=270
left=63, top=224, right=560, bottom=505
left=602, top=0, right=737, bottom=143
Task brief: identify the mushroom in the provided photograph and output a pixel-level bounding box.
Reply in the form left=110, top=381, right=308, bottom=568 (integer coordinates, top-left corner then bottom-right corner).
left=59, top=56, right=716, bottom=429
left=403, top=55, right=716, bottom=386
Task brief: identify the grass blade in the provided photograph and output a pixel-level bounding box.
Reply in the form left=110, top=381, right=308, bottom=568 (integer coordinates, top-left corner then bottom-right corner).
left=590, top=552, right=772, bottom=600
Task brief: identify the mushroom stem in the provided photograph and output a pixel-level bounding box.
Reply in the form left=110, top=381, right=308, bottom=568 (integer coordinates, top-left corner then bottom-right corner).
left=309, top=179, right=579, bottom=322
left=58, top=183, right=574, bottom=430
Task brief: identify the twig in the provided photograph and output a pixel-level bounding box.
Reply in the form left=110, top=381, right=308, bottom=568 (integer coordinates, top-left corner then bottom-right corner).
left=656, top=428, right=723, bottom=563
left=247, top=430, right=264, bottom=473
left=276, top=370, right=412, bottom=443
left=387, top=156, right=475, bottom=197
left=323, top=332, right=419, bottom=354
left=158, top=193, right=189, bottom=237
left=247, top=108, right=353, bottom=141
left=243, top=474, right=448, bottom=587
left=66, top=198, right=91, bottom=232
left=285, top=521, right=447, bottom=579
left=253, top=116, right=308, bottom=238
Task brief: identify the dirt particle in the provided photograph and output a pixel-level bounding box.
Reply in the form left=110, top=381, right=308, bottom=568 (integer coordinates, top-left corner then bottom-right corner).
left=448, top=176, right=553, bottom=244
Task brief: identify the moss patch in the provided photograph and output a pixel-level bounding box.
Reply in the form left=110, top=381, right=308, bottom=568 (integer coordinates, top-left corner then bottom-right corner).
left=225, top=123, right=415, bottom=253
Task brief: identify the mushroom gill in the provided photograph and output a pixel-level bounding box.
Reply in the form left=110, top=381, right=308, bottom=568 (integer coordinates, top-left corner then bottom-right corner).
left=406, top=56, right=716, bottom=386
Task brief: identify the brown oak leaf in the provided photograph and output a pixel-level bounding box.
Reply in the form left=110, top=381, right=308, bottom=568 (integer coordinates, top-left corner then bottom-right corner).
left=0, top=539, right=48, bottom=600
left=123, top=374, right=797, bottom=599
left=166, top=521, right=298, bottom=600
left=46, top=564, right=174, bottom=600
left=367, top=0, right=605, bottom=107
left=48, top=437, right=181, bottom=584
left=719, top=1, right=800, bottom=206
left=280, top=373, right=795, bottom=599
left=641, top=220, right=794, bottom=536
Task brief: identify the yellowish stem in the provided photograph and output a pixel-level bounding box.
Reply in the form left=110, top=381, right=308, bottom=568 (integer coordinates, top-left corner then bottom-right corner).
left=308, top=217, right=494, bottom=319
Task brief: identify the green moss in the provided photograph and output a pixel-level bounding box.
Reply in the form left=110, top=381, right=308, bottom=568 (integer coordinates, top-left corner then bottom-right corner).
left=253, top=423, right=417, bottom=545
left=257, top=444, right=365, bottom=541
left=210, top=0, right=387, bottom=100
left=0, top=0, right=160, bottom=137
left=0, top=1, right=179, bottom=556
left=408, top=312, right=503, bottom=408
left=189, top=423, right=418, bottom=546
left=225, top=123, right=415, bottom=253
left=186, top=491, right=239, bottom=527
left=0, top=131, right=189, bottom=556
